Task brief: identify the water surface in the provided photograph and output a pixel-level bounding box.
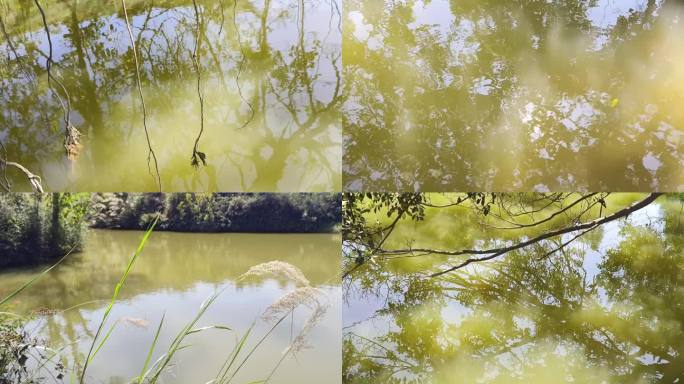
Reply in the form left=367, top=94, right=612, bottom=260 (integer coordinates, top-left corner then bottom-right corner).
left=0, top=230, right=342, bottom=383
left=1, top=0, right=342, bottom=192
left=343, top=196, right=684, bottom=383
left=343, top=0, right=684, bottom=191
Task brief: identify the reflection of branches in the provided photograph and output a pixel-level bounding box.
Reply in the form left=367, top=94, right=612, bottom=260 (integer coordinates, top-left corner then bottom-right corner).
left=233, top=0, right=255, bottom=129
left=0, top=11, right=20, bottom=60
left=121, top=0, right=162, bottom=192
left=428, top=193, right=662, bottom=277
left=3, top=0, right=339, bottom=191
left=347, top=332, right=419, bottom=373
left=345, top=194, right=684, bottom=383
left=342, top=208, right=406, bottom=279
left=485, top=193, right=606, bottom=229
left=537, top=224, right=601, bottom=261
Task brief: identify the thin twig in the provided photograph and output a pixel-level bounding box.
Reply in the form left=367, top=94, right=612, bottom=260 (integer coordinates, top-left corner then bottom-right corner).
left=0, top=157, right=44, bottom=192
left=33, top=0, right=81, bottom=159
left=121, top=0, right=162, bottom=191
left=191, top=0, right=207, bottom=168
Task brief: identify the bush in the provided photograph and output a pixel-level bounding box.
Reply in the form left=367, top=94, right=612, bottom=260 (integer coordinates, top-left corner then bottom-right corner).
left=0, top=194, right=89, bottom=268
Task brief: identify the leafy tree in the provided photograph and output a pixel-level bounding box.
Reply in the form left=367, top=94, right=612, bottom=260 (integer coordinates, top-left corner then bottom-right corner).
left=0, top=193, right=89, bottom=268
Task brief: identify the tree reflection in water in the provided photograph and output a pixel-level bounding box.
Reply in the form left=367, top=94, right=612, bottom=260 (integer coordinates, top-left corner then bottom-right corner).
left=343, top=193, right=684, bottom=383
left=343, top=0, right=684, bottom=191
left=0, top=0, right=342, bottom=191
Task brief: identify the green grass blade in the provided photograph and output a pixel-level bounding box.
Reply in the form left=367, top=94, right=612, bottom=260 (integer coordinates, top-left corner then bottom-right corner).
left=186, top=325, right=231, bottom=335
left=88, top=319, right=119, bottom=363
left=215, top=323, right=255, bottom=383
left=80, top=215, right=159, bottom=383
left=224, top=314, right=289, bottom=384
left=147, top=290, right=223, bottom=383
left=138, top=313, right=165, bottom=384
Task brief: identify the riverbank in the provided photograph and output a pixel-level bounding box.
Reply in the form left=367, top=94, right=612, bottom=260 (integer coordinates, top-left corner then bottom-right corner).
left=0, top=193, right=341, bottom=269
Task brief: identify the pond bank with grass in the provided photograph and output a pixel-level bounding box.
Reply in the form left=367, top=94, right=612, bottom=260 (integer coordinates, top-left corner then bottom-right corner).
left=0, top=229, right=342, bottom=383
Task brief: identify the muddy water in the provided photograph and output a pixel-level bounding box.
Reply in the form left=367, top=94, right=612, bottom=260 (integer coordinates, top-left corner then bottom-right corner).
left=0, top=0, right=342, bottom=192
left=343, top=195, right=684, bottom=383
left=343, top=0, right=684, bottom=191
left=0, top=230, right=342, bottom=383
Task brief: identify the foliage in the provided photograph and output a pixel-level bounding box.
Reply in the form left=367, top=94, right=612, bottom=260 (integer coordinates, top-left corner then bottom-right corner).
left=90, top=193, right=341, bottom=233
left=0, top=193, right=89, bottom=268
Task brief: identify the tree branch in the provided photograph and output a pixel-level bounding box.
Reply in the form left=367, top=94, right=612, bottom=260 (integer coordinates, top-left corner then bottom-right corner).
left=426, top=193, right=662, bottom=277
left=0, top=158, right=44, bottom=193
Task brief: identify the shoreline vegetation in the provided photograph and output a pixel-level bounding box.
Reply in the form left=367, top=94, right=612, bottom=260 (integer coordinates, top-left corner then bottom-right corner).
left=1, top=217, right=336, bottom=383
left=1, top=192, right=341, bottom=383
left=0, top=193, right=341, bottom=269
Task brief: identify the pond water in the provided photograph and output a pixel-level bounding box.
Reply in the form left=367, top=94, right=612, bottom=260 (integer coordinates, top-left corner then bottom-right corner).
left=343, top=0, right=684, bottom=191
left=343, top=195, right=684, bottom=383
left=0, top=230, right=342, bottom=383
left=0, top=0, right=342, bottom=192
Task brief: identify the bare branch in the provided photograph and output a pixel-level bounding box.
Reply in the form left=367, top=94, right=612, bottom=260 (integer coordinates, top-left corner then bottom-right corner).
left=121, top=0, right=162, bottom=192
left=0, top=158, right=44, bottom=193
left=426, top=193, right=662, bottom=277
left=190, top=0, right=207, bottom=169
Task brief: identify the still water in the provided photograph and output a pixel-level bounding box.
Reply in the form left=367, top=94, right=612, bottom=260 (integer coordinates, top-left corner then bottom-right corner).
left=343, top=196, right=684, bottom=383
left=0, top=0, right=342, bottom=192
left=0, top=230, right=342, bottom=383
left=343, top=0, right=684, bottom=191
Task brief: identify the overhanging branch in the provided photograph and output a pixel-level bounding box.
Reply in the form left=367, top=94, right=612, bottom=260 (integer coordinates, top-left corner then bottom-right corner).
left=427, top=193, right=661, bottom=277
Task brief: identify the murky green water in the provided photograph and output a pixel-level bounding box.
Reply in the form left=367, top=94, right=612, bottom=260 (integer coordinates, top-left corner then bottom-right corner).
left=343, top=0, right=684, bottom=191
left=0, top=230, right=342, bottom=383
left=0, top=0, right=342, bottom=192
left=343, top=195, right=684, bottom=383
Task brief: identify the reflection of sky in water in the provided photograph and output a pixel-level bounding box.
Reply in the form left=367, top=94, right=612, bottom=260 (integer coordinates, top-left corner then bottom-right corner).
left=344, top=0, right=684, bottom=191
left=25, top=281, right=340, bottom=383
left=587, top=0, right=659, bottom=29
left=19, top=2, right=340, bottom=102
left=2, top=0, right=342, bottom=191
left=409, top=0, right=455, bottom=35
left=344, top=200, right=670, bottom=341
left=582, top=201, right=663, bottom=280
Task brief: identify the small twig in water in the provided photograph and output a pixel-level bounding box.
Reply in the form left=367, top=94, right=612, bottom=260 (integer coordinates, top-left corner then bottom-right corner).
left=0, top=157, right=44, bottom=193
